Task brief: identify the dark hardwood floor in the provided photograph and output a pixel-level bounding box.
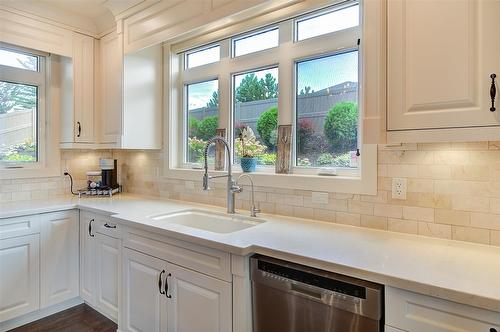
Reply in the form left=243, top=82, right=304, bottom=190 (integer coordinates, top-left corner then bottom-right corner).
left=9, top=304, right=117, bottom=332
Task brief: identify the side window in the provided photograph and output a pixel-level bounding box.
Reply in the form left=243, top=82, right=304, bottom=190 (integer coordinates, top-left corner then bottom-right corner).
left=295, top=51, right=359, bottom=169
left=0, top=47, right=43, bottom=164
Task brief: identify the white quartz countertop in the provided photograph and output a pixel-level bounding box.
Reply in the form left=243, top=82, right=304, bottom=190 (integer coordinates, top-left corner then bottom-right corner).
left=2, top=194, right=500, bottom=313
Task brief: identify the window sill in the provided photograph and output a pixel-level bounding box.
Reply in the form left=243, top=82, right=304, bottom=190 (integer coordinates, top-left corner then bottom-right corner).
left=166, top=145, right=377, bottom=195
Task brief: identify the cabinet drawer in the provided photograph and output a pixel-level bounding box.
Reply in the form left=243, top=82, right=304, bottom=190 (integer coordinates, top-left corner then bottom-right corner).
left=123, top=226, right=231, bottom=282
left=94, top=214, right=121, bottom=239
left=386, top=286, right=500, bottom=332
left=0, top=214, right=40, bottom=239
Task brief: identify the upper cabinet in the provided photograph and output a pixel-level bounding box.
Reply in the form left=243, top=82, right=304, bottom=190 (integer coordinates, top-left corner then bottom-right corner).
left=387, top=0, right=500, bottom=142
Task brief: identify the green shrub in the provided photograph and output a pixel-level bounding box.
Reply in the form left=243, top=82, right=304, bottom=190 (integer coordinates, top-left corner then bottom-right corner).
left=332, top=153, right=351, bottom=168
left=188, top=118, right=200, bottom=137
left=297, top=157, right=311, bottom=167
left=324, top=102, right=358, bottom=153
left=297, top=118, right=315, bottom=154
left=187, top=137, right=207, bottom=163
left=196, top=116, right=218, bottom=141
left=259, top=153, right=276, bottom=165
left=316, top=153, right=335, bottom=166
left=256, top=107, right=277, bottom=149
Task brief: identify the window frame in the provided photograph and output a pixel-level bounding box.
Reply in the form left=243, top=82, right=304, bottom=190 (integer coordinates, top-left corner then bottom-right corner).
left=0, top=43, right=60, bottom=179
left=166, top=0, right=377, bottom=195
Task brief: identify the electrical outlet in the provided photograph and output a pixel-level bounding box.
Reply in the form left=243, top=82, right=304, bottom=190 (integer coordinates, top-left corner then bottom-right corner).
left=392, top=178, right=407, bottom=200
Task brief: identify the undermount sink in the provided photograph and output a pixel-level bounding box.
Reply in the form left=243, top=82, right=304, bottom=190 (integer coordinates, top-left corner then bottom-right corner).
left=149, top=209, right=265, bottom=234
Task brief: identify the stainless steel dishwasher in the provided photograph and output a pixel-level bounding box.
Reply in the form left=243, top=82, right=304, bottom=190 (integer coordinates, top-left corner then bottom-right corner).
left=251, top=255, right=383, bottom=332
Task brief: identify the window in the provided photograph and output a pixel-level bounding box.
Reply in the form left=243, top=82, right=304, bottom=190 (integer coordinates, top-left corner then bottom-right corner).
left=232, top=28, right=279, bottom=57
left=169, top=0, right=376, bottom=194
left=0, top=47, right=44, bottom=164
left=296, top=4, right=359, bottom=41
left=233, top=67, right=278, bottom=166
left=186, top=80, right=219, bottom=164
left=186, top=45, right=220, bottom=68
left=296, top=51, right=359, bottom=169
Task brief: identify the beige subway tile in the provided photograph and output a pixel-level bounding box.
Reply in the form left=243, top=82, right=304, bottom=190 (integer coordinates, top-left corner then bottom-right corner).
left=336, top=212, right=361, bottom=226
left=451, top=226, right=490, bottom=245
left=491, top=230, right=500, bottom=246
left=327, top=199, right=348, bottom=212
left=387, top=164, right=418, bottom=177
left=417, top=142, right=452, bottom=151
left=293, top=207, right=314, bottom=219
left=435, top=209, right=470, bottom=226
left=379, top=151, right=433, bottom=165
left=388, top=218, right=418, bottom=234
left=31, top=190, right=49, bottom=200
left=402, top=206, right=434, bottom=222
left=468, top=151, right=500, bottom=165
left=451, top=165, right=490, bottom=181
left=361, top=215, right=388, bottom=230
left=275, top=204, right=295, bottom=217
left=417, top=193, right=452, bottom=209
left=417, top=165, right=451, bottom=179
left=11, top=191, right=31, bottom=201
left=471, top=212, right=500, bottom=231
left=313, top=209, right=335, bottom=223
left=418, top=222, right=452, bottom=239
left=360, top=191, right=388, bottom=204
left=490, top=198, right=500, bottom=214
left=489, top=141, right=500, bottom=150
left=451, top=142, right=489, bottom=151
left=348, top=200, right=374, bottom=215
left=387, top=192, right=420, bottom=207
left=451, top=196, right=489, bottom=213
left=373, top=204, right=402, bottom=218
left=407, top=179, right=434, bottom=193
left=434, top=151, right=469, bottom=165
left=434, top=180, right=490, bottom=196
left=378, top=177, right=392, bottom=191
left=378, top=165, right=388, bottom=176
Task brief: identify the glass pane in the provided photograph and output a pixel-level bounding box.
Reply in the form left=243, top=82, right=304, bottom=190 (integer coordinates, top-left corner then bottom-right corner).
left=186, top=45, right=220, bottom=69
left=0, top=81, right=38, bottom=162
left=296, top=51, right=358, bottom=168
left=233, top=67, right=278, bottom=166
left=0, top=49, right=38, bottom=71
left=186, top=80, right=219, bottom=164
left=233, top=28, right=279, bottom=57
left=296, top=5, right=359, bottom=41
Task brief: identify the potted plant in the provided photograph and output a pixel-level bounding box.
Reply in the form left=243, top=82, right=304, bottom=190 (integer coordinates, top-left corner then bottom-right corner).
left=235, top=126, right=265, bottom=172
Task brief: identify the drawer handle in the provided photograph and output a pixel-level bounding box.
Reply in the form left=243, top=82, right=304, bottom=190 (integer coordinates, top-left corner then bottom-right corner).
left=104, top=223, right=117, bottom=229
left=88, top=219, right=94, bottom=237
left=77, top=121, right=82, bottom=137
left=166, top=273, right=172, bottom=299
left=491, top=73, right=497, bottom=112
left=158, top=270, right=165, bottom=295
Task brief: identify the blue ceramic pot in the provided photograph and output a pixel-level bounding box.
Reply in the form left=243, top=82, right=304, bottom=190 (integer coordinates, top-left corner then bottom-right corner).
left=240, top=157, right=257, bottom=172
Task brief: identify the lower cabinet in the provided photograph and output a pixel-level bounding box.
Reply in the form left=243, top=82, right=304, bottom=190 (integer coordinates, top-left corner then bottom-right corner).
left=40, top=210, right=79, bottom=307
left=121, top=247, right=232, bottom=332
left=0, top=234, right=40, bottom=322
left=386, top=286, right=500, bottom=332
left=79, top=211, right=120, bottom=322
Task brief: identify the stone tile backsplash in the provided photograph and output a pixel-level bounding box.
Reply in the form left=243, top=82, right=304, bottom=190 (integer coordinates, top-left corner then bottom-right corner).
left=2, top=143, right=500, bottom=247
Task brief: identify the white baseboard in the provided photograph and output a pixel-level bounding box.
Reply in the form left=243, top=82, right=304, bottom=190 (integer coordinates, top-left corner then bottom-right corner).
left=0, top=297, right=83, bottom=332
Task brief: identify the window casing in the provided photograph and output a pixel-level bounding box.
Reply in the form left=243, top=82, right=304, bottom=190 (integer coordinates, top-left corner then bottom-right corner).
left=0, top=43, right=58, bottom=179
left=168, top=0, right=377, bottom=194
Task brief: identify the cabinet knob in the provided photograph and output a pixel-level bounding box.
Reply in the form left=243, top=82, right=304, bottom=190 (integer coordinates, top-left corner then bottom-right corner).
left=490, top=73, right=497, bottom=112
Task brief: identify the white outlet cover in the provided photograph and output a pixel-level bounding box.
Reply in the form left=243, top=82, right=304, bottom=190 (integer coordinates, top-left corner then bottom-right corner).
left=392, top=178, right=407, bottom=200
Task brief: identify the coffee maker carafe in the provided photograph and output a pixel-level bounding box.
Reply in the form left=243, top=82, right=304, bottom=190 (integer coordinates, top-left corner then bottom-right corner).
left=100, top=159, right=118, bottom=189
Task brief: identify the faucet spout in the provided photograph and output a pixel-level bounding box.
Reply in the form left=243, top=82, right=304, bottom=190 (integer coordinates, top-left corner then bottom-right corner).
left=202, top=136, right=240, bottom=214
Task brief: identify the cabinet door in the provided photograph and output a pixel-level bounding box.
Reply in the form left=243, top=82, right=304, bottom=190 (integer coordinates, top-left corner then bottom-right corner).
left=40, top=210, right=79, bottom=308
left=0, top=234, right=39, bottom=322
left=80, top=211, right=96, bottom=305
left=387, top=0, right=500, bottom=130
left=95, top=233, right=120, bottom=321
left=122, top=248, right=168, bottom=332
left=166, top=262, right=232, bottom=332
left=73, top=32, right=95, bottom=143
left=99, top=31, right=123, bottom=144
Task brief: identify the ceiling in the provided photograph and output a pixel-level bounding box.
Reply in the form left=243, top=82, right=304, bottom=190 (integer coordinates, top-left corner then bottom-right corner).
left=35, top=0, right=111, bottom=20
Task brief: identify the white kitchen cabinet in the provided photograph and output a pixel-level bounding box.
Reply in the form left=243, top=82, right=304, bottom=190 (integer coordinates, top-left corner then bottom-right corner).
left=40, top=210, right=79, bottom=308
left=0, top=234, right=40, bottom=322
left=386, top=286, right=500, bottom=332
left=387, top=0, right=500, bottom=140
left=166, top=262, right=232, bottom=332
left=80, top=211, right=97, bottom=306
left=98, top=30, right=123, bottom=144
left=95, top=233, right=120, bottom=321
left=122, top=247, right=168, bottom=332
left=60, top=32, right=96, bottom=145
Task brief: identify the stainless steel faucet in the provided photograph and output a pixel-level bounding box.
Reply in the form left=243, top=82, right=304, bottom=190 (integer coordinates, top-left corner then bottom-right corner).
left=202, top=136, right=241, bottom=214
left=237, top=174, right=261, bottom=217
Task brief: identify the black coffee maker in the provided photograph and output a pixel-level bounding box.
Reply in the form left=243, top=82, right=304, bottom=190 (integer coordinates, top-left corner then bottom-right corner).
left=100, top=159, right=118, bottom=189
